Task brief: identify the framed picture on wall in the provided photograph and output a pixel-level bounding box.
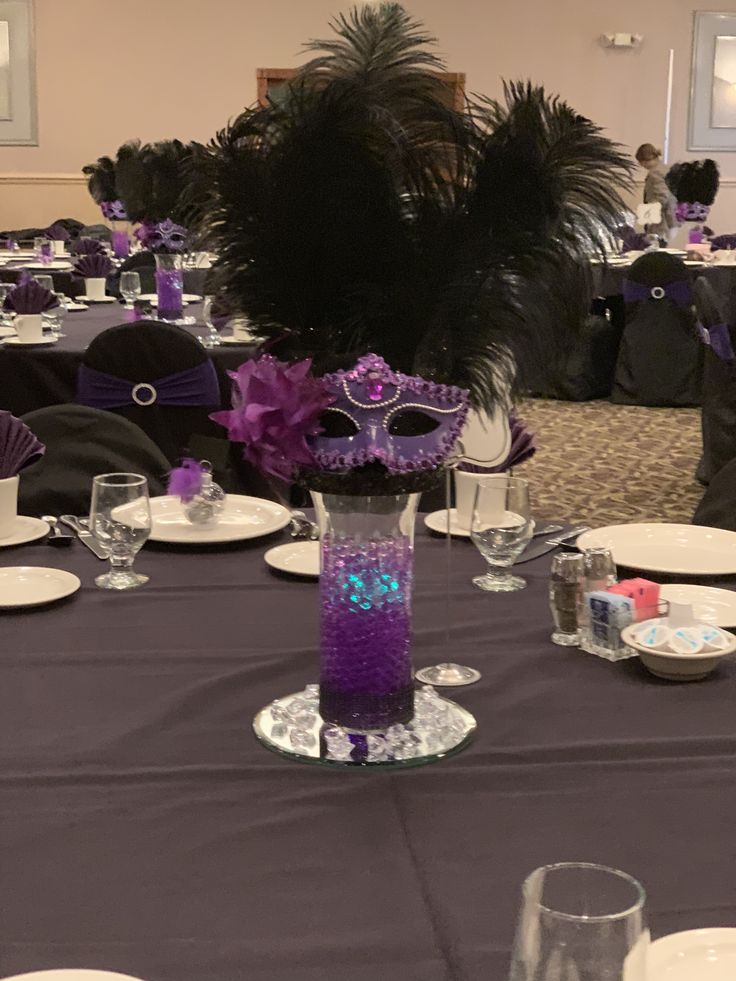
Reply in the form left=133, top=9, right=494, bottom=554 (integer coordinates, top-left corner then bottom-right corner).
left=689, top=11, right=736, bottom=151
left=0, top=0, right=37, bottom=145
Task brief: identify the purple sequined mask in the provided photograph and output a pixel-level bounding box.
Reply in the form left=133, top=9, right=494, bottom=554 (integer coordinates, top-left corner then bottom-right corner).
left=309, top=354, right=469, bottom=474
left=675, top=201, right=710, bottom=222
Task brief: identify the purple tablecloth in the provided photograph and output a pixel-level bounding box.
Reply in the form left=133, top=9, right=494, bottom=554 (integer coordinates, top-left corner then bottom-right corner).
left=0, top=303, right=253, bottom=416
left=1, top=528, right=735, bottom=981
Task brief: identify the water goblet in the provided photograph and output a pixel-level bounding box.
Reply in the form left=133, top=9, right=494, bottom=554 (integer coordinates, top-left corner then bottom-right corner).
left=90, top=473, right=151, bottom=590
left=33, top=274, right=54, bottom=292
left=120, top=271, right=141, bottom=309
left=0, top=283, right=10, bottom=323
left=508, top=862, right=648, bottom=981
left=549, top=552, right=584, bottom=646
left=43, top=293, right=67, bottom=338
left=470, top=475, right=532, bottom=592
left=201, top=295, right=222, bottom=347
left=34, top=236, right=53, bottom=263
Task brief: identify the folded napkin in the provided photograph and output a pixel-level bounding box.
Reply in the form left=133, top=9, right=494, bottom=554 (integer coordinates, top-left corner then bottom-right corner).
left=3, top=279, right=58, bottom=314
left=0, top=411, right=45, bottom=478
left=711, top=234, right=736, bottom=252
left=69, top=236, right=106, bottom=256
left=45, top=222, right=70, bottom=242
left=618, top=225, right=650, bottom=253
left=73, top=253, right=114, bottom=279
left=458, top=414, right=536, bottom=474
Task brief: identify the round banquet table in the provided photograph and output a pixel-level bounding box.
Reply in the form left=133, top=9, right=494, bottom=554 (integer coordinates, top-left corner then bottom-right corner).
left=1, top=527, right=735, bottom=981
left=0, top=303, right=253, bottom=416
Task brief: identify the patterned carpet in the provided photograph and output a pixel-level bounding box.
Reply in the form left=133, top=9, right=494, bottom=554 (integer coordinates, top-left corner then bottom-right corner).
left=513, top=399, right=704, bottom=526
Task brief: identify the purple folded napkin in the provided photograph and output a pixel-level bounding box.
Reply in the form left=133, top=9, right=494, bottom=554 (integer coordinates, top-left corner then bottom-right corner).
left=72, top=253, right=114, bottom=279
left=618, top=225, right=649, bottom=253
left=0, top=411, right=45, bottom=478
left=3, top=279, right=58, bottom=314
left=45, top=223, right=70, bottom=242
left=711, top=234, right=736, bottom=252
left=458, top=414, right=537, bottom=474
left=69, top=236, right=106, bottom=256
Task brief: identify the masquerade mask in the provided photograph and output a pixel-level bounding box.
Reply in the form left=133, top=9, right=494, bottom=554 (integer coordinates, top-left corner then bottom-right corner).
left=310, top=354, right=469, bottom=474
left=675, top=201, right=710, bottom=222
left=135, top=219, right=187, bottom=252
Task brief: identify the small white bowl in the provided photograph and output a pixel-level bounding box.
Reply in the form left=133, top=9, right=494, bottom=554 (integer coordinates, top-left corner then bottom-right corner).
left=621, top=623, right=736, bottom=681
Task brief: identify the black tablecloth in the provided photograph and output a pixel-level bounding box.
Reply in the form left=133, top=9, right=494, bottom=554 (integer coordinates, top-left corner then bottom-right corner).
left=2, top=529, right=735, bottom=981
left=0, top=303, right=253, bottom=415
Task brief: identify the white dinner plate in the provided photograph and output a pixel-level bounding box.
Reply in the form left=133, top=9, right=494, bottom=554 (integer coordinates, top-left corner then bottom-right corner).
left=74, top=295, right=115, bottom=304
left=0, top=567, right=81, bottom=609
left=264, top=540, right=320, bottom=577
left=0, top=516, right=50, bottom=548
left=578, top=523, right=736, bottom=575
left=2, top=971, right=149, bottom=981
left=648, top=928, right=736, bottom=980
left=24, top=261, right=73, bottom=271
left=660, top=583, right=736, bottom=627
left=146, top=494, right=291, bottom=544
left=424, top=508, right=471, bottom=538
left=3, top=336, right=58, bottom=347
left=684, top=259, right=706, bottom=267
left=220, top=335, right=254, bottom=344
left=139, top=293, right=202, bottom=305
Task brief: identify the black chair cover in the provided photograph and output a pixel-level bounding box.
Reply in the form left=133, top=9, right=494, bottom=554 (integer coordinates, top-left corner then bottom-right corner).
left=115, top=252, right=156, bottom=294
left=611, top=253, right=703, bottom=407
left=79, top=320, right=223, bottom=466
left=19, top=405, right=169, bottom=517
left=693, top=276, right=736, bottom=483
left=693, top=455, right=736, bottom=530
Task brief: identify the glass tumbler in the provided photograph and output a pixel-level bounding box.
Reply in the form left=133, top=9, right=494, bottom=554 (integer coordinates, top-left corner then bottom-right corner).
left=470, top=475, right=533, bottom=592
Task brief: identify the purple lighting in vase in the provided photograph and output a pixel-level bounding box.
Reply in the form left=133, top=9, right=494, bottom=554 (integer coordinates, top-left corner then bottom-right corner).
left=155, top=267, right=183, bottom=321
left=319, top=534, right=414, bottom=730
left=111, top=229, right=130, bottom=259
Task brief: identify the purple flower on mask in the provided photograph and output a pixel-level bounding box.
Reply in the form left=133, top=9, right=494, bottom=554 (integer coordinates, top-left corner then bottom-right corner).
left=211, top=356, right=334, bottom=480
left=167, top=458, right=205, bottom=502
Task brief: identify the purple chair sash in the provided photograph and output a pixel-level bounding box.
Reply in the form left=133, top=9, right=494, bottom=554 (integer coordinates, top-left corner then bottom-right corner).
left=623, top=278, right=692, bottom=308
left=76, top=360, right=220, bottom=410
left=697, top=322, right=735, bottom=363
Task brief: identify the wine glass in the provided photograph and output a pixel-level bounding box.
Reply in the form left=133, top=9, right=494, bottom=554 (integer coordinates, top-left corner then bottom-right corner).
left=508, top=863, right=648, bottom=981
left=470, top=475, right=532, bottom=592
left=120, top=271, right=142, bottom=309
left=43, top=292, right=67, bottom=338
left=89, top=473, right=151, bottom=590
left=201, top=295, right=221, bottom=347
left=33, top=274, right=54, bottom=292
left=34, top=236, right=53, bottom=263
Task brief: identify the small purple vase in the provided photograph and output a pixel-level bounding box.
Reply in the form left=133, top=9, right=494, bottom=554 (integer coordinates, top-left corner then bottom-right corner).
left=111, top=221, right=130, bottom=259
left=154, top=253, right=183, bottom=322
left=312, top=491, right=419, bottom=731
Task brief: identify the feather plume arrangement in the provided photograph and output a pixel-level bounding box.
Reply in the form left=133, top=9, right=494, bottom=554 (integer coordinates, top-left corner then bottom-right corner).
left=115, top=139, right=196, bottom=225
left=190, top=2, right=632, bottom=412
left=82, top=155, right=118, bottom=205
left=666, top=159, right=719, bottom=207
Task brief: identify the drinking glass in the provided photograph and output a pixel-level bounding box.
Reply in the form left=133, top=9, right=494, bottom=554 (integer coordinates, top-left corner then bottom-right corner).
left=43, top=293, right=67, bottom=338
left=34, top=274, right=54, bottom=292
left=90, top=473, right=151, bottom=590
left=508, top=863, right=648, bottom=981
left=549, top=553, right=584, bottom=646
left=120, top=271, right=141, bottom=308
left=0, top=283, right=10, bottom=323
left=470, top=475, right=532, bottom=592
left=34, top=236, right=53, bottom=263
left=201, top=295, right=221, bottom=347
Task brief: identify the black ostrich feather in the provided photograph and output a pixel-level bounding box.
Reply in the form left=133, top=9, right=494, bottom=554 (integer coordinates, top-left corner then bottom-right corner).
left=666, top=159, right=720, bottom=205
left=82, top=155, right=117, bottom=204
left=190, top=2, right=631, bottom=410
left=115, top=139, right=194, bottom=224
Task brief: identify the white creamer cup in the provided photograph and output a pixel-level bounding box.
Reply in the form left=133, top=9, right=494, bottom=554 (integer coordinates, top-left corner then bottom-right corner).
left=15, top=313, right=43, bottom=343
left=85, top=277, right=107, bottom=301
left=0, top=474, right=19, bottom=539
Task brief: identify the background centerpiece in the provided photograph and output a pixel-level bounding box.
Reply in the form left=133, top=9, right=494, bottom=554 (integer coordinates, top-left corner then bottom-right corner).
left=82, top=155, right=131, bottom=258
left=194, top=1, right=631, bottom=763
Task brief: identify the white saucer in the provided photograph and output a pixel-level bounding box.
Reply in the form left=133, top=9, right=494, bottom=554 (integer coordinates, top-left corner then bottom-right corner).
left=660, top=583, right=736, bottom=627
left=75, top=295, right=115, bottom=304
left=0, top=566, right=81, bottom=609
left=424, top=508, right=471, bottom=538
left=139, top=293, right=202, bottom=305
left=2, top=971, right=149, bottom=981
left=0, top=325, right=16, bottom=338
left=142, top=494, right=291, bottom=544
left=0, top=516, right=50, bottom=547
left=65, top=302, right=89, bottom=311
left=684, top=259, right=706, bottom=267
left=220, top=335, right=254, bottom=344
left=3, top=336, right=58, bottom=346
left=649, top=928, right=736, bottom=980
left=24, top=261, right=73, bottom=271
left=265, top=540, right=320, bottom=577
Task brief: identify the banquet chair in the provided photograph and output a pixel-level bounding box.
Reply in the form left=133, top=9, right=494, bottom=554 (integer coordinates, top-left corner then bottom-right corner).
left=693, top=455, right=736, bottom=531
left=116, top=252, right=156, bottom=294
left=76, top=320, right=222, bottom=467
left=19, top=405, right=169, bottom=517
left=693, top=277, right=736, bottom=484
left=611, top=253, right=703, bottom=407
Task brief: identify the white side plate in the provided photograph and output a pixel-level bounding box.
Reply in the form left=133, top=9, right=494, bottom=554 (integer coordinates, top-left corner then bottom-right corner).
left=424, top=508, right=471, bottom=538
left=2, top=972, right=148, bottom=981
left=3, top=337, right=58, bottom=347
left=264, top=540, right=320, bottom=577
left=0, top=516, right=50, bottom=548
left=0, top=567, right=80, bottom=609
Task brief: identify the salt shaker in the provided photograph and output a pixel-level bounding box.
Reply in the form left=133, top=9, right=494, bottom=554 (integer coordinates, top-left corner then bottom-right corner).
left=549, top=553, right=584, bottom=646
left=577, top=546, right=619, bottom=655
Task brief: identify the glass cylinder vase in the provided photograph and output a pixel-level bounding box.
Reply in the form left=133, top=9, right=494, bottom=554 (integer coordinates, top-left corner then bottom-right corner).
left=154, top=253, right=184, bottom=323
left=110, top=220, right=130, bottom=259
left=311, top=491, right=419, bottom=731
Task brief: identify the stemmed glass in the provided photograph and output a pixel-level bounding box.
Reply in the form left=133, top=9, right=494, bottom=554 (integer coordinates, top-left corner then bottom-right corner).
left=508, top=863, right=648, bottom=981
left=43, top=292, right=67, bottom=338
left=470, top=475, right=533, bottom=592
left=89, top=473, right=151, bottom=590
left=34, top=274, right=54, bottom=292
left=201, top=295, right=221, bottom=347
left=120, top=271, right=141, bottom=309
left=0, top=283, right=11, bottom=325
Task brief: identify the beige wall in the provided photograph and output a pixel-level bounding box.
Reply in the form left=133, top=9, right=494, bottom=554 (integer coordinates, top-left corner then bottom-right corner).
left=1, top=0, right=735, bottom=230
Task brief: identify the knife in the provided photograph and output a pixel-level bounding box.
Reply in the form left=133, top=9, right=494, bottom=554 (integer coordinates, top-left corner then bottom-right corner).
left=514, top=525, right=591, bottom=565
left=59, top=515, right=110, bottom=559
